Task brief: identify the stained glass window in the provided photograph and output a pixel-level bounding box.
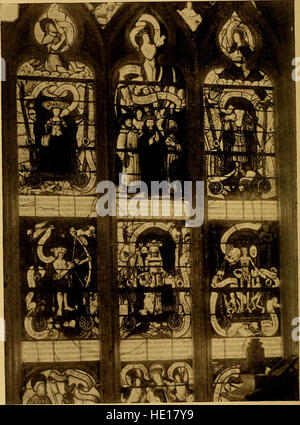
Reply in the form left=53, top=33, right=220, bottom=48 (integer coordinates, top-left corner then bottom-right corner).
left=208, top=222, right=282, bottom=401
left=22, top=365, right=100, bottom=404
left=17, top=4, right=96, bottom=216
left=114, top=14, right=186, bottom=189
left=204, top=12, right=275, bottom=201
left=118, top=220, right=193, bottom=402
left=2, top=1, right=298, bottom=405
left=20, top=218, right=98, bottom=342
left=15, top=4, right=101, bottom=404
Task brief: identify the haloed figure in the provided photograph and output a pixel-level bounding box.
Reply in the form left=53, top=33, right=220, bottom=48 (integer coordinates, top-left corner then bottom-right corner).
left=229, top=28, right=252, bottom=66
left=37, top=18, right=69, bottom=73
left=219, top=26, right=264, bottom=82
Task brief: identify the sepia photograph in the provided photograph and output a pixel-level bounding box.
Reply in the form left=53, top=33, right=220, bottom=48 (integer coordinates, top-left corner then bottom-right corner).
left=0, top=0, right=299, bottom=407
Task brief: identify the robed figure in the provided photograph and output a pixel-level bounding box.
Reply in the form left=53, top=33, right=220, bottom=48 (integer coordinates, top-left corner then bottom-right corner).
left=138, top=115, right=166, bottom=187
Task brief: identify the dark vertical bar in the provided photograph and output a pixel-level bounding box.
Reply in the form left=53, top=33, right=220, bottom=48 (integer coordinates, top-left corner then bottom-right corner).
left=96, top=54, right=121, bottom=401
left=186, top=65, right=213, bottom=401
left=276, top=0, right=298, bottom=359
left=2, top=60, right=22, bottom=403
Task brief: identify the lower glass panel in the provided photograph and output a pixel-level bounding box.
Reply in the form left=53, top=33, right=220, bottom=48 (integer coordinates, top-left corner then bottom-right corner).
left=121, top=361, right=193, bottom=403
left=22, top=364, right=101, bottom=404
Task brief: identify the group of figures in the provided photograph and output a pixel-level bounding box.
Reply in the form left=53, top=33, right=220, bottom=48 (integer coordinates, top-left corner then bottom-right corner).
left=210, top=223, right=280, bottom=338
left=23, top=368, right=100, bottom=404
left=121, top=362, right=193, bottom=403
left=118, top=221, right=191, bottom=339
left=18, top=4, right=96, bottom=195
left=22, top=220, right=98, bottom=340
left=116, top=105, right=185, bottom=187
left=115, top=14, right=186, bottom=188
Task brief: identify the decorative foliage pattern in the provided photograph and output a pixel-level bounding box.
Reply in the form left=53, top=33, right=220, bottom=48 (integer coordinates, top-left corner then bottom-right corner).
left=121, top=361, right=193, bottom=402
left=22, top=366, right=100, bottom=404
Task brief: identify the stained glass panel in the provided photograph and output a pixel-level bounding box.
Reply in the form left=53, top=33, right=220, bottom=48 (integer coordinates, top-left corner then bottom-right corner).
left=121, top=361, right=193, bottom=403
left=204, top=13, right=275, bottom=200
left=209, top=222, right=280, bottom=339
left=114, top=14, right=186, bottom=189
left=17, top=4, right=96, bottom=197
left=20, top=218, right=99, bottom=341
left=22, top=365, right=100, bottom=404
left=118, top=220, right=192, bottom=402
left=209, top=222, right=282, bottom=401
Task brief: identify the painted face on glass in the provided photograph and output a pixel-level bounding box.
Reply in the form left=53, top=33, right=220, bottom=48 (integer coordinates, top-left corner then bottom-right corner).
left=249, top=245, right=257, bottom=258
left=168, top=120, right=177, bottom=132
left=28, top=109, right=36, bottom=121
left=140, top=33, right=157, bottom=61
left=125, top=118, right=132, bottom=128
left=233, top=30, right=243, bottom=44
left=145, top=119, right=155, bottom=130
left=36, top=382, right=47, bottom=397
left=136, top=109, right=143, bottom=120
left=46, top=22, right=58, bottom=36
left=226, top=247, right=241, bottom=264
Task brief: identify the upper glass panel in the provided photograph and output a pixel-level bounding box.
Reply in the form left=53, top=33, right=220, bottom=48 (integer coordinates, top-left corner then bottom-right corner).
left=204, top=12, right=275, bottom=201
left=115, top=14, right=186, bottom=190
left=17, top=5, right=96, bottom=198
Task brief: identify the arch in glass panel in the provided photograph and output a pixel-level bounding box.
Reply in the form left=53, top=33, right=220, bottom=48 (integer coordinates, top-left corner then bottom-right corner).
left=204, top=12, right=275, bottom=201
left=17, top=4, right=96, bottom=198
left=209, top=221, right=282, bottom=402
left=118, top=220, right=193, bottom=403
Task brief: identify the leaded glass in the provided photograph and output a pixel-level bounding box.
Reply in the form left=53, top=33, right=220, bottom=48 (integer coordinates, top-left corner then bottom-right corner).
left=121, top=361, right=193, bottom=402
left=114, top=14, right=186, bottom=189
left=209, top=222, right=280, bottom=339
left=204, top=12, right=276, bottom=200
left=20, top=218, right=98, bottom=341
left=209, top=222, right=283, bottom=401
left=22, top=365, right=100, bottom=404
left=118, top=220, right=192, bottom=402
left=17, top=4, right=96, bottom=197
